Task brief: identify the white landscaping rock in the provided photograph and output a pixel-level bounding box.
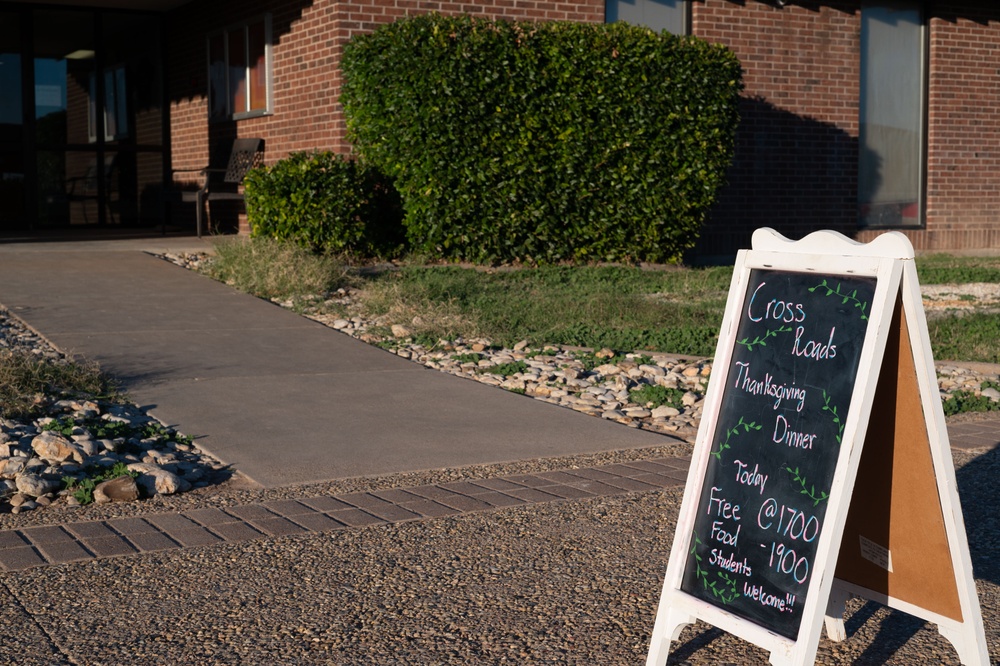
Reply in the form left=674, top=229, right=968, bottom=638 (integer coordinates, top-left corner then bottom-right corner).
left=0, top=456, right=29, bottom=479
left=15, top=473, right=61, bottom=498
left=127, top=463, right=192, bottom=495
left=652, top=405, right=681, bottom=419
left=94, top=475, right=140, bottom=503
left=32, top=431, right=85, bottom=464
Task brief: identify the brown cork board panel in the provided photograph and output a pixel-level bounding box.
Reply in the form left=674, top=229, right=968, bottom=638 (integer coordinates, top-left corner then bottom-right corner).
left=834, top=299, right=963, bottom=621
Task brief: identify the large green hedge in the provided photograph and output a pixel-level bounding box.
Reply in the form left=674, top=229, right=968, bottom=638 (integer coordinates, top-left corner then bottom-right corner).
left=341, top=15, right=742, bottom=264
left=244, top=152, right=404, bottom=255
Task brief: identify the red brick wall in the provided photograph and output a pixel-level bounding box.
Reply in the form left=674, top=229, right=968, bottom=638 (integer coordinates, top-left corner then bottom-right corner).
left=856, top=1, right=1000, bottom=252
left=694, top=0, right=861, bottom=257
left=166, top=0, right=1000, bottom=251
left=700, top=0, right=1000, bottom=256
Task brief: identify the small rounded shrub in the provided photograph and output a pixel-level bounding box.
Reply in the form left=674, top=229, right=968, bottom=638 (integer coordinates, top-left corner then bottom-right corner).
left=244, top=152, right=404, bottom=256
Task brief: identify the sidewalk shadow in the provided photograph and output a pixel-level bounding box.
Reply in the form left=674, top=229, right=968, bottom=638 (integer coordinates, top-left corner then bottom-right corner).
left=954, top=444, right=999, bottom=585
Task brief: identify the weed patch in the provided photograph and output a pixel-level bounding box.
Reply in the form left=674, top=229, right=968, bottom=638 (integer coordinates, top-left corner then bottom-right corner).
left=916, top=254, right=1000, bottom=285
left=927, top=313, right=1000, bottom=364
left=0, top=350, right=121, bottom=419
left=451, top=353, right=484, bottom=364
left=62, top=462, right=141, bottom=505
left=361, top=265, right=730, bottom=355
left=43, top=415, right=186, bottom=440
left=205, top=237, right=352, bottom=301
left=198, top=241, right=1000, bottom=367
left=630, top=385, right=686, bottom=410
left=481, top=361, right=528, bottom=378
left=941, top=380, right=1000, bottom=416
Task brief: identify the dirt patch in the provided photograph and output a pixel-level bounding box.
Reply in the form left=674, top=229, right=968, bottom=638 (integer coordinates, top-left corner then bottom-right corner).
left=922, top=282, right=1000, bottom=315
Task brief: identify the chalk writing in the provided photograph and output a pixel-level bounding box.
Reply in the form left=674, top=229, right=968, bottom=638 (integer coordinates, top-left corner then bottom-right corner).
left=711, top=416, right=763, bottom=461
left=809, top=279, right=870, bottom=320
left=690, top=530, right=742, bottom=604
left=732, top=362, right=807, bottom=411
left=743, top=581, right=796, bottom=613
left=767, top=540, right=810, bottom=584
left=747, top=281, right=807, bottom=324
left=711, top=549, right=753, bottom=577
left=772, top=414, right=817, bottom=450
left=681, top=269, right=876, bottom=639
left=785, top=466, right=830, bottom=506
left=791, top=325, right=837, bottom=360
left=821, top=390, right=846, bottom=443
left=734, top=459, right=768, bottom=495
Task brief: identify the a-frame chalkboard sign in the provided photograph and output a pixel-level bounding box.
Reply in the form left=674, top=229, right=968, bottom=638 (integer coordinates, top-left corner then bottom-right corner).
left=646, top=228, right=988, bottom=665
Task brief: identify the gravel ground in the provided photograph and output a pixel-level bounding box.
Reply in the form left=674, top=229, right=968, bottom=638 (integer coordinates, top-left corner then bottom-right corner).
left=0, top=446, right=996, bottom=664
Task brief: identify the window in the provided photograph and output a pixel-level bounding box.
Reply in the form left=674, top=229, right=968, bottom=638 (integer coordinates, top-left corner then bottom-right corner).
left=89, top=65, right=128, bottom=142
left=208, top=15, right=271, bottom=120
left=605, top=0, right=687, bottom=35
left=858, top=1, right=925, bottom=227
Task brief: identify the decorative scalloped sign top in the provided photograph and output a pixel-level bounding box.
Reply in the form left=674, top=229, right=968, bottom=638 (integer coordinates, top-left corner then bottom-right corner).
left=752, top=228, right=914, bottom=260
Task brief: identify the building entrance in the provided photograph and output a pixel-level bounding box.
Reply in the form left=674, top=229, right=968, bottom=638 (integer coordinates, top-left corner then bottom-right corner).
left=0, top=6, right=166, bottom=236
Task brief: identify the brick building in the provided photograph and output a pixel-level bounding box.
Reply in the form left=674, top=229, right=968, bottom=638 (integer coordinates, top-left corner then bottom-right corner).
left=1, top=1, right=998, bottom=256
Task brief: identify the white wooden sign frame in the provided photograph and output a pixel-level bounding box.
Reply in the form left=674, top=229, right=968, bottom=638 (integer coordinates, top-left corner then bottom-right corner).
left=645, top=228, right=988, bottom=666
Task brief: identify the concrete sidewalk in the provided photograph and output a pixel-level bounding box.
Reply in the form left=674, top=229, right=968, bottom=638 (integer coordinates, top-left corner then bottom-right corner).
left=0, top=237, right=672, bottom=488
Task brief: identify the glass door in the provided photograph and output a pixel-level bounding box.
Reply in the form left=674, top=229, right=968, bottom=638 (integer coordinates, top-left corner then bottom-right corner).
left=0, top=12, right=25, bottom=232
left=33, top=9, right=99, bottom=228
left=0, top=7, right=165, bottom=235
left=101, top=12, right=165, bottom=229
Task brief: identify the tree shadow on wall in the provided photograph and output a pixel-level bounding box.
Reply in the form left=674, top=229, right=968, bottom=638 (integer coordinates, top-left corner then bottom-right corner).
left=695, top=95, right=882, bottom=260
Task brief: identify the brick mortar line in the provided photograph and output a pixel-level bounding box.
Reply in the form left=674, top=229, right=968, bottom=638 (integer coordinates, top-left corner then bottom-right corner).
left=0, top=456, right=691, bottom=573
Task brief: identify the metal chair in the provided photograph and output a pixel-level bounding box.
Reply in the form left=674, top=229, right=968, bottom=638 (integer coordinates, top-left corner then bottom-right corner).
left=65, top=155, right=117, bottom=225
left=173, top=138, right=263, bottom=236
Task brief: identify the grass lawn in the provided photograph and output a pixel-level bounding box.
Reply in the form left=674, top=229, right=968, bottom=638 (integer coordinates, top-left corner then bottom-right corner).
left=206, top=238, right=1000, bottom=364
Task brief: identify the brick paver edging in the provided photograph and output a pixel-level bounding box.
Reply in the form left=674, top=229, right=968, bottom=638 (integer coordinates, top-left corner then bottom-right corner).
left=0, top=456, right=691, bottom=572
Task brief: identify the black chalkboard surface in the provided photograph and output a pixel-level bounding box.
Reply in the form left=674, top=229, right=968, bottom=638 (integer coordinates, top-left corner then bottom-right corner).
left=680, top=269, right=876, bottom=639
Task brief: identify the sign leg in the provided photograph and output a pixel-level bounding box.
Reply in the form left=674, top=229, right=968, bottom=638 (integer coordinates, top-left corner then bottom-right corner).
left=823, top=585, right=849, bottom=642
left=937, top=622, right=990, bottom=666
left=645, top=607, right=694, bottom=666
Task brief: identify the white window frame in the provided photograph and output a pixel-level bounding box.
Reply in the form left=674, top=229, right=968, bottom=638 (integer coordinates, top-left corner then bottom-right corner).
left=207, top=14, right=273, bottom=121
left=88, top=64, right=128, bottom=143
left=605, top=0, right=689, bottom=36
left=858, top=1, right=927, bottom=228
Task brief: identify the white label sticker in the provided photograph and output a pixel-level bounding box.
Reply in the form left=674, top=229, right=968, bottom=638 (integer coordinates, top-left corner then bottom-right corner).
left=859, top=535, right=893, bottom=572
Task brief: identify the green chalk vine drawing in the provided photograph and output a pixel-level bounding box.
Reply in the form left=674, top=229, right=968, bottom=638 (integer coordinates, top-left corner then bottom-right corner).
left=711, top=416, right=762, bottom=461
left=808, top=279, right=869, bottom=320
left=821, top=390, right=846, bottom=443
left=785, top=465, right=829, bottom=507
left=737, top=324, right=793, bottom=352
left=690, top=530, right=741, bottom=604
